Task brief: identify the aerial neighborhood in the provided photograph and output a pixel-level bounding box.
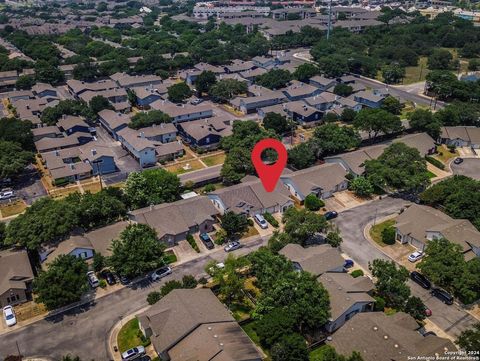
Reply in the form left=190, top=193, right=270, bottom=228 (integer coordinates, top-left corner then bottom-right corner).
left=1, top=0, right=480, bottom=360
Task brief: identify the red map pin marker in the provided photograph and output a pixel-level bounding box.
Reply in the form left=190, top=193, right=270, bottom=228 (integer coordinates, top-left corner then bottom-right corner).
left=251, top=138, right=287, bottom=193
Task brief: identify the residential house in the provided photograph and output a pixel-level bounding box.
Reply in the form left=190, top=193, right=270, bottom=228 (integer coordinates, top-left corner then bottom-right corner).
left=230, top=91, right=286, bottom=114
left=12, top=97, right=59, bottom=125
left=252, top=55, right=282, bottom=69
left=137, top=289, right=262, bottom=361
left=110, top=72, right=163, bottom=89
left=42, top=236, right=95, bottom=266
left=0, top=70, right=18, bottom=89
left=336, top=96, right=362, bottom=112
left=85, top=221, right=129, bottom=257
left=194, top=62, right=225, bottom=75
left=79, top=88, right=130, bottom=113
left=34, top=135, right=81, bottom=153
left=271, top=7, right=317, bottom=20
left=327, top=312, right=456, bottom=360
left=208, top=178, right=293, bottom=216
left=282, top=80, right=322, bottom=101
left=395, top=204, right=480, bottom=260
left=117, top=127, right=157, bottom=167
left=319, top=272, right=375, bottom=332
left=131, top=85, right=165, bottom=109
left=129, top=196, right=218, bottom=246
left=66, top=79, right=118, bottom=98
left=283, top=101, right=323, bottom=125
left=280, top=163, right=348, bottom=201
left=59, top=64, right=75, bottom=80
left=57, top=115, right=91, bottom=136
left=309, top=75, right=337, bottom=91
left=140, top=123, right=177, bottom=144
left=439, top=126, right=480, bottom=149
left=239, top=67, right=267, bottom=82
left=32, top=125, right=62, bottom=142
left=98, top=109, right=130, bottom=140
left=151, top=101, right=214, bottom=123
left=304, top=92, right=337, bottom=111
left=3, top=90, right=33, bottom=102
left=177, top=116, right=232, bottom=150
left=155, top=141, right=185, bottom=162
left=279, top=243, right=346, bottom=276
left=353, top=89, right=386, bottom=108
left=78, top=143, right=117, bottom=175
left=32, top=83, right=58, bottom=99
left=42, top=148, right=93, bottom=183
left=224, top=60, right=256, bottom=74
left=0, top=249, right=35, bottom=308
left=178, top=69, right=203, bottom=86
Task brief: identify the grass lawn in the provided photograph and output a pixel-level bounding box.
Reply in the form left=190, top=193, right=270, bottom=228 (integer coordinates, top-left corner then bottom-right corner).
left=434, top=145, right=459, bottom=163
left=370, top=219, right=396, bottom=247
left=117, top=318, right=150, bottom=353
left=14, top=301, right=47, bottom=322
left=0, top=200, right=27, bottom=218
left=163, top=250, right=177, bottom=264
left=427, top=170, right=436, bottom=179
left=309, top=345, right=333, bottom=361
left=229, top=301, right=253, bottom=321
left=242, top=225, right=260, bottom=239
left=82, top=181, right=102, bottom=194
left=202, top=153, right=226, bottom=167
left=164, top=159, right=205, bottom=174
left=403, top=56, right=430, bottom=84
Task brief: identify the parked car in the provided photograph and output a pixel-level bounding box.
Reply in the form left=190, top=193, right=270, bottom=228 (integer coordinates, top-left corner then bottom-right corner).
left=410, top=271, right=431, bottom=289
left=431, top=288, right=454, bottom=305
left=3, top=306, right=16, bottom=327
left=0, top=189, right=15, bottom=200
left=408, top=251, right=424, bottom=263
left=119, top=275, right=131, bottom=285
left=344, top=259, right=354, bottom=268
left=150, top=266, right=172, bottom=281
left=254, top=214, right=268, bottom=229
left=87, top=271, right=99, bottom=288
left=190, top=97, right=203, bottom=105
left=453, top=157, right=463, bottom=165
left=100, top=270, right=116, bottom=285
left=199, top=233, right=214, bottom=250
left=324, top=211, right=338, bottom=220
left=121, top=346, right=145, bottom=360
left=224, top=241, right=241, bottom=252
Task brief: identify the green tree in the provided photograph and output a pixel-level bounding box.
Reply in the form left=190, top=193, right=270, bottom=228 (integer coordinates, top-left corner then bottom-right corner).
left=428, top=49, right=454, bottom=70
left=304, top=194, right=324, bottom=211
left=256, top=69, right=292, bottom=90
left=89, top=95, right=113, bottom=115
left=0, top=117, right=34, bottom=150
left=109, top=224, right=165, bottom=278
left=255, top=308, right=297, bottom=348
left=405, top=296, right=427, bottom=321
left=0, top=140, right=33, bottom=178
left=353, top=108, right=402, bottom=141
left=381, top=96, right=402, bottom=115
left=312, top=123, right=360, bottom=156
left=364, top=143, right=430, bottom=192
left=468, top=59, right=480, bottom=71
left=221, top=211, right=249, bottom=240
left=456, top=323, right=480, bottom=352
left=288, top=142, right=317, bottom=170
left=15, top=75, right=36, bottom=90
left=61, top=355, right=81, bottom=361
left=282, top=207, right=327, bottom=246
left=341, top=108, right=357, bottom=123
left=381, top=226, right=396, bottom=245
left=167, top=82, right=192, bottom=103
left=182, top=274, right=198, bottom=289
left=248, top=248, right=293, bottom=290
left=73, top=62, right=100, bottom=81
left=161, top=280, right=183, bottom=296
left=349, top=176, right=374, bottom=197
left=35, top=60, right=64, bottom=85
left=381, top=64, right=405, bottom=84
left=333, top=83, right=353, bottom=97
left=318, top=55, right=348, bottom=78
left=293, top=63, right=320, bottom=82
left=210, top=79, right=247, bottom=103
left=326, top=231, right=343, bottom=248
left=129, top=110, right=171, bottom=129
left=263, top=112, right=290, bottom=135
left=124, top=169, right=180, bottom=209
left=408, top=108, right=442, bottom=139
left=271, top=333, right=308, bottom=361
left=33, top=255, right=88, bottom=310
left=194, top=70, right=217, bottom=95
left=92, top=252, right=106, bottom=272
left=369, top=259, right=410, bottom=309
left=147, top=291, right=162, bottom=305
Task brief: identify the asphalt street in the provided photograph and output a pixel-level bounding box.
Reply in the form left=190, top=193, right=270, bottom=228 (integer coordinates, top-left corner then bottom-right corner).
left=0, top=237, right=268, bottom=360
left=334, top=197, right=477, bottom=338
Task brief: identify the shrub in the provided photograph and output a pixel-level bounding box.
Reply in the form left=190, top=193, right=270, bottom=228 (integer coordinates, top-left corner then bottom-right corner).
left=374, top=296, right=386, bottom=311
left=198, top=276, right=208, bottom=285
left=304, top=194, right=324, bottom=211
left=182, top=274, right=198, bottom=289
left=381, top=226, right=396, bottom=245
left=214, top=229, right=227, bottom=245
left=263, top=212, right=279, bottom=228
left=351, top=269, right=364, bottom=278
left=247, top=218, right=254, bottom=227
left=92, top=253, right=105, bottom=272
left=204, top=183, right=216, bottom=192
left=326, top=231, right=342, bottom=247
left=186, top=234, right=200, bottom=253
left=98, top=279, right=107, bottom=288
left=147, top=291, right=162, bottom=305
left=161, top=280, right=183, bottom=296
left=425, top=156, right=445, bottom=170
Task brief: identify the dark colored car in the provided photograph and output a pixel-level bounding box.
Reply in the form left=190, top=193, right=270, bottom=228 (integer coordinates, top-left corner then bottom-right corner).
left=200, top=233, right=214, bottom=250
left=454, top=157, right=463, bottom=165
left=410, top=271, right=431, bottom=289
left=344, top=259, right=354, bottom=268
left=324, top=211, right=338, bottom=220
left=101, top=270, right=116, bottom=285
left=119, top=275, right=131, bottom=285
left=431, top=288, right=454, bottom=305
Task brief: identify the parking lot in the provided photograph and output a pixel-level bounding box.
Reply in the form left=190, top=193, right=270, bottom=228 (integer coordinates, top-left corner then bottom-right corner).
left=451, top=157, right=480, bottom=180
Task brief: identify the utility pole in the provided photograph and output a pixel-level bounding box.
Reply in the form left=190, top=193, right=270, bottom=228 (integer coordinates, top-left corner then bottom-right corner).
left=327, top=0, right=333, bottom=40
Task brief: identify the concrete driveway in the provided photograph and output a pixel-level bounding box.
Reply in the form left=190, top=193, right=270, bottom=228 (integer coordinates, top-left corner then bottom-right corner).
left=334, top=197, right=478, bottom=339
left=451, top=158, right=480, bottom=180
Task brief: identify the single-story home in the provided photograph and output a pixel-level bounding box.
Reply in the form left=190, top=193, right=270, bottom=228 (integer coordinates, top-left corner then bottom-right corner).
left=98, top=109, right=130, bottom=141
left=177, top=117, right=232, bottom=150
left=439, top=126, right=480, bottom=149
left=0, top=249, right=35, bottom=308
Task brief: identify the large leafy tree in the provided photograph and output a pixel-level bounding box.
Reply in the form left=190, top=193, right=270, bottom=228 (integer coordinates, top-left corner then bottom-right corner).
left=381, top=64, right=405, bottom=84
left=248, top=248, right=293, bottom=290
left=312, top=124, right=360, bottom=156
left=293, top=63, right=320, bottom=82
left=33, top=255, right=88, bottom=310
left=89, top=95, right=113, bottom=115
left=167, top=82, right=192, bottom=103
left=271, top=333, right=309, bottom=361
left=405, top=296, right=427, bottom=321
left=256, top=69, right=292, bottom=90
left=353, top=108, right=403, bottom=141
left=263, top=112, right=290, bottom=135
left=348, top=176, right=374, bottom=197
left=282, top=207, right=327, bottom=246
left=288, top=142, right=317, bottom=170
left=456, top=323, right=480, bottom=352
left=109, top=224, right=165, bottom=278
left=210, top=79, right=247, bottom=103
left=0, top=117, right=34, bottom=150
left=364, top=142, right=430, bottom=192
left=194, top=70, right=217, bottom=95
left=381, top=96, right=402, bottom=115
left=369, top=259, right=410, bottom=309
left=124, top=169, right=180, bottom=209
left=221, top=211, right=249, bottom=240
left=256, top=308, right=297, bottom=348
left=0, top=140, right=33, bottom=178
left=408, top=108, right=442, bottom=139
left=427, top=49, right=454, bottom=70
left=129, top=110, right=172, bottom=129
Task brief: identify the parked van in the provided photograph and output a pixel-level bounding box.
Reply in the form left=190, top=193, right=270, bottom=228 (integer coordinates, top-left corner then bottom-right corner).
left=254, top=214, right=268, bottom=229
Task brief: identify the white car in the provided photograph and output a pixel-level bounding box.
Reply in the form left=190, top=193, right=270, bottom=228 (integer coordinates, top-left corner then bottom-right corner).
left=121, top=345, right=145, bottom=360
left=87, top=271, right=99, bottom=288
left=0, top=189, right=14, bottom=200
left=150, top=266, right=172, bottom=281
left=408, top=251, right=424, bottom=263
left=224, top=241, right=241, bottom=252
left=3, top=306, right=17, bottom=327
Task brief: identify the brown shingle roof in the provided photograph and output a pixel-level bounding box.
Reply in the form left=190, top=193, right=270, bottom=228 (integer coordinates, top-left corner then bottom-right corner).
left=0, top=249, right=34, bottom=296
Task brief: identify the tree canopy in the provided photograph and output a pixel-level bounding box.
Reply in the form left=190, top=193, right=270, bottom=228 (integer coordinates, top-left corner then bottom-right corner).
left=129, top=110, right=172, bottom=129
left=312, top=123, right=361, bottom=156
left=369, top=259, right=410, bottom=309
left=353, top=108, right=402, bottom=141
left=210, top=79, right=247, bottom=103
left=256, top=69, right=292, bottom=90
left=167, top=82, right=192, bottom=103
left=263, top=112, right=290, bottom=135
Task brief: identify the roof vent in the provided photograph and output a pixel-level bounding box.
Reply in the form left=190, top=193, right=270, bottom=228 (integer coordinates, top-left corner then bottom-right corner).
left=384, top=335, right=389, bottom=340
left=394, top=344, right=399, bottom=348
left=91, top=148, right=97, bottom=156
left=213, top=334, right=218, bottom=338
left=373, top=326, right=378, bottom=331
